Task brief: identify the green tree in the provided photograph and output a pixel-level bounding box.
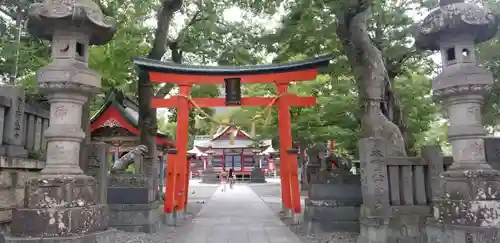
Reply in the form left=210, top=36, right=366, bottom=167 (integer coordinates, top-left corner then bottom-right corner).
left=235, top=0, right=440, bottom=157
left=0, top=0, right=49, bottom=88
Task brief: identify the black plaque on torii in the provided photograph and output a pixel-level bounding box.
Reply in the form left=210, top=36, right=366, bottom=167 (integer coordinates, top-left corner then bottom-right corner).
left=224, top=77, right=241, bottom=105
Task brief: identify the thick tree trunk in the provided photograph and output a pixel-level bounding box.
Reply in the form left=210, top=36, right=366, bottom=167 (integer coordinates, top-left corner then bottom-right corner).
left=336, top=2, right=406, bottom=156
left=385, top=72, right=415, bottom=155
left=137, top=0, right=182, bottom=199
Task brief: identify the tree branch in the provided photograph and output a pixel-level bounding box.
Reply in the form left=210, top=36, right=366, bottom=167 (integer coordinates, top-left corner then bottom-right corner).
left=170, top=9, right=206, bottom=48
left=148, top=0, right=183, bottom=60
left=155, top=83, right=175, bottom=98
left=154, top=7, right=206, bottom=99
left=0, top=6, right=16, bottom=20
left=94, top=0, right=113, bottom=16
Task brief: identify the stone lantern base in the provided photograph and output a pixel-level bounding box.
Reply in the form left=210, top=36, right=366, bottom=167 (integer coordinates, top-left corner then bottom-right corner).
left=302, top=170, right=361, bottom=233
left=425, top=172, right=500, bottom=243
left=107, top=173, right=161, bottom=233
left=249, top=167, right=266, bottom=183
left=201, top=169, right=219, bottom=184
left=2, top=175, right=116, bottom=243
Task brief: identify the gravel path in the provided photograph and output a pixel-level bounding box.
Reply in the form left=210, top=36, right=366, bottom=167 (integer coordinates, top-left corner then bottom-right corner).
left=114, top=183, right=219, bottom=243
left=248, top=183, right=359, bottom=243
left=112, top=181, right=359, bottom=243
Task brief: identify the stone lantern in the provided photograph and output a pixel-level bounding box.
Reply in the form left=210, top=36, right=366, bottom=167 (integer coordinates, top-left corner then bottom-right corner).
left=201, top=146, right=219, bottom=183
left=250, top=148, right=266, bottom=183
left=415, top=0, right=499, bottom=242
left=2, top=0, right=116, bottom=242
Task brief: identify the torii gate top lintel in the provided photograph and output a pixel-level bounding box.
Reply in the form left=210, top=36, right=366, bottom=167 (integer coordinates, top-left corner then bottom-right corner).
left=132, top=54, right=333, bottom=85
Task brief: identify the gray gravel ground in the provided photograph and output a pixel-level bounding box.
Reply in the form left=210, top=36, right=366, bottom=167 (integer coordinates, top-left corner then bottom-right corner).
left=114, top=183, right=219, bottom=243
left=248, top=183, right=358, bottom=243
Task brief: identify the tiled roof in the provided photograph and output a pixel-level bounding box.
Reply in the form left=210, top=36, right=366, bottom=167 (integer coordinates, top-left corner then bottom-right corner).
left=90, top=89, right=171, bottom=139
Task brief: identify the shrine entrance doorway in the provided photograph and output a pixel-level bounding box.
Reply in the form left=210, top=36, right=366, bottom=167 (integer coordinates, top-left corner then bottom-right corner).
left=134, top=54, right=332, bottom=217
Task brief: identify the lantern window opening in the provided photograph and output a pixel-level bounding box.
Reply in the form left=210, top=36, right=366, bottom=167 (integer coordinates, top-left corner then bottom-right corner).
left=76, top=42, right=85, bottom=57
left=446, top=47, right=456, bottom=61
left=461, top=48, right=470, bottom=57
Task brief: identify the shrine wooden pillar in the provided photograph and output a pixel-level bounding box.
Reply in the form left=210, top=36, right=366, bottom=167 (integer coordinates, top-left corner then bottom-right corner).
left=176, top=85, right=191, bottom=211
left=276, top=83, right=300, bottom=213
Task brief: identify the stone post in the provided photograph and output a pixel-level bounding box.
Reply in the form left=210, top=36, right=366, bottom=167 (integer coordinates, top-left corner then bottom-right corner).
left=415, top=1, right=500, bottom=242
left=356, top=138, right=390, bottom=243
left=421, top=146, right=444, bottom=202
left=97, top=143, right=110, bottom=205
left=2, top=1, right=116, bottom=242
left=0, top=84, right=27, bottom=158
left=134, top=150, right=144, bottom=174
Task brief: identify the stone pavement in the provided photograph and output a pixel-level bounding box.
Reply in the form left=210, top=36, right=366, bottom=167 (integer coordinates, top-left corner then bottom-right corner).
left=172, top=184, right=303, bottom=243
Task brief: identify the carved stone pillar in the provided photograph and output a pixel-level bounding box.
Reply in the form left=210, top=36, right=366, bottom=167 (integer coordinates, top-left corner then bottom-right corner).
left=0, top=84, right=27, bottom=157
left=1, top=1, right=116, bottom=242
left=355, top=138, right=391, bottom=243
left=415, top=1, right=500, bottom=242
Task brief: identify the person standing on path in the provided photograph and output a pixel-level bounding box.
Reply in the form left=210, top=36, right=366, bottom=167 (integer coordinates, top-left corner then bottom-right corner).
left=228, top=168, right=235, bottom=189
left=220, top=168, right=228, bottom=192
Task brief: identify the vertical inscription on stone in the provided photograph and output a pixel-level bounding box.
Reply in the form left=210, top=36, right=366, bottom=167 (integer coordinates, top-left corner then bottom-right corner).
left=14, top=96, right=23, bottom=138
left=358, top=138, right=389, bottom=207
left=370, top=145, right=386, bottom=205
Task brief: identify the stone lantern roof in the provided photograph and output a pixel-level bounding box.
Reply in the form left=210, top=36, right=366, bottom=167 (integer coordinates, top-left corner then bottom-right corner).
left=26, top=0, right=116, bottom=45
left=415, top=0, right=498, bottom=50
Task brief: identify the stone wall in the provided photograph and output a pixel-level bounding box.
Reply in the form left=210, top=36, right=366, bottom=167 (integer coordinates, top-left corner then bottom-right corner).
left=0, top=85, right=49, bottom=231
left=356, top=140, right=445, bottom=243
left=0, top=157, right=45, bottom=230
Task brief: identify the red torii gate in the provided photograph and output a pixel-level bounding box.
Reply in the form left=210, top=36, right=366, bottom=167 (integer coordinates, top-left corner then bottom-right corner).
left=134, top=54, right=332, bottom=216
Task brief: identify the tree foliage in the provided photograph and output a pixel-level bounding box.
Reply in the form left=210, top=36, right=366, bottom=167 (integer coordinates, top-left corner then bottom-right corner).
left=2, top=0, right=500, bottom=158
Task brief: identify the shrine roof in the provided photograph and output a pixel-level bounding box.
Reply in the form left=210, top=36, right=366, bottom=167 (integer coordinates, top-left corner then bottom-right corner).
left=193, top=126, right=273, bottom=150
left=211, top=126, right=252, bottom=141
left=195, top=139, right=257, bottom=149
left=133, top=54, right=333, bottom=76
left=260, top=145, right=277, bottom=155
left=90, top=90, right=172, bottom=140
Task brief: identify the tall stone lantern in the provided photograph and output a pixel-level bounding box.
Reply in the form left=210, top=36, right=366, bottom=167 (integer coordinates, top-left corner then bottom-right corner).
left=415, top=0, right=499, bottom=242
left=2, top=0, right=116, bottom=242
left=201, top=146, right=219, bottom=183
left=250, top=149, right=266, bottom=183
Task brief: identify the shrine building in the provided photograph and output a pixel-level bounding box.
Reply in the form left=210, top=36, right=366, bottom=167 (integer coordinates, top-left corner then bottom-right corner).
left=90, top=90, right=174, bottom=160
left=188, top=125, right=278, bottom=180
